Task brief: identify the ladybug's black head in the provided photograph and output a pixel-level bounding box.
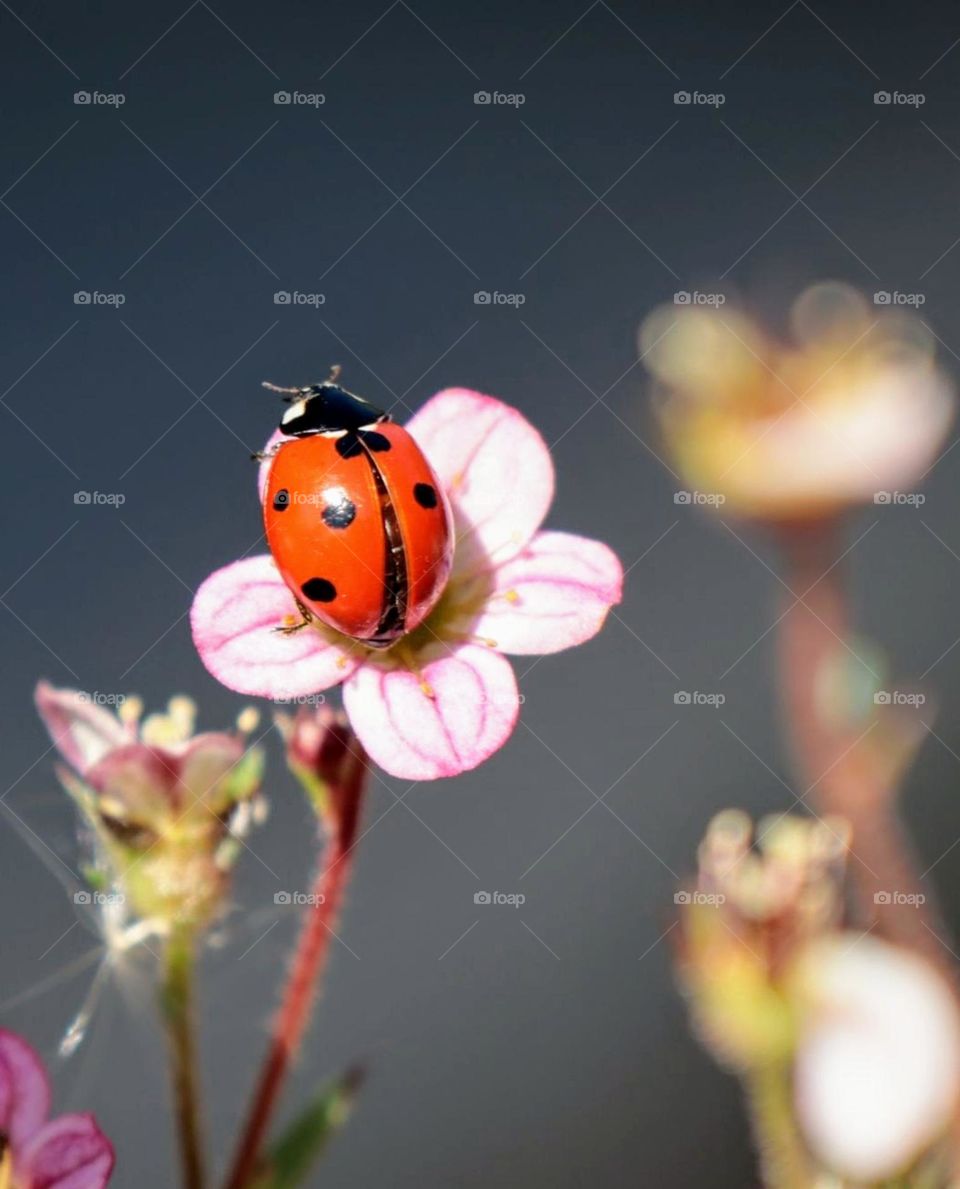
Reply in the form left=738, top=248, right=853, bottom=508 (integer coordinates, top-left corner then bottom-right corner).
left=263, top=370, right=389, bottom=437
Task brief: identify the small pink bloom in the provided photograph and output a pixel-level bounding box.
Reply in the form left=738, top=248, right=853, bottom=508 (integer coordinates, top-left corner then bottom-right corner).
left=192, top=388, right=623, bottom=779
left=0, top=1029, right=114, bottom=1188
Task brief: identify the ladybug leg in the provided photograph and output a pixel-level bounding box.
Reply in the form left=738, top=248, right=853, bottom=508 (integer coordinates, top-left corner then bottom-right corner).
left=275, top=598, right=313, bottom=635
left=250, top=444, right=281, bottom=462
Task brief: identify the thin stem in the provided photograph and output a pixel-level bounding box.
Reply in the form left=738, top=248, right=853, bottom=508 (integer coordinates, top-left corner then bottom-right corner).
left=162, top=928, right=207, bottom=1189
left=776, top=518, right=952, bottom=976
left=744, top=1061, right=811, bottom=1189
left=223, top=782, right=367, bottom=1189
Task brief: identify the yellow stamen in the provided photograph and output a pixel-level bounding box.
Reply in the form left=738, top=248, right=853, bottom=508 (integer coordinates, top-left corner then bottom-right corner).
left=236, top=706, right=260, bottom=734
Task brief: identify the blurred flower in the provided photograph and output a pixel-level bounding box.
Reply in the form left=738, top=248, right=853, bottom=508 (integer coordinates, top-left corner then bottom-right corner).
left=274, top=705, right=367, bottom=841
left=641, top=282, right=954, bottom=520
left=791, top=934, right=960, bottom=1182
left=0, top=1028, right=114, bottom=1187
left=191, top=388, right=623, bottom=780
left=677, top=810, right=849, bottom=1070
left=35, top=682, right=265, bottom=932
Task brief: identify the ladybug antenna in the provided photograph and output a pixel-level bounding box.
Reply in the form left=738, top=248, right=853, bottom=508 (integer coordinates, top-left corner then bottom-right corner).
left=327, top=364, right=342, bottom=383
left=262, top=381, right=303, bottom=403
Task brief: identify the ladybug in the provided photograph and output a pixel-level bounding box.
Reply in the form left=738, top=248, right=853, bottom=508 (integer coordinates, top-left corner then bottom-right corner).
left=260, top=368, right=454, bottom=649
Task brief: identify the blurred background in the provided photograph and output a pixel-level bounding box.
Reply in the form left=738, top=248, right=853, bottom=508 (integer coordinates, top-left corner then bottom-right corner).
left=2, top=0, right=960, bottom=1183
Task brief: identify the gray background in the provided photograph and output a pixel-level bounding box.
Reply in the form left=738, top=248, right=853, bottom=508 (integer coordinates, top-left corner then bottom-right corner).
left=2, top=1, right=960, bottom=1185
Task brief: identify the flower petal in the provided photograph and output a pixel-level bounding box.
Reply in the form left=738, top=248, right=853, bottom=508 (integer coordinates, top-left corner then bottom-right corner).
left=793, top=936, right=960, bottom=1181
left=191, top=556, right=359, bottom=700
left=406, top=389, right=554, bottom=571
left=343, top=645, right=519, bottom=779
left=34, top=683, right=132, bottom=778
left=466, top=531, right=623, bottom=655
left=84, top=744, right=178, bottom=823
left=0, top=1030, right=50, bottom=1150
left=19, top=1113, right=115, bottom=1189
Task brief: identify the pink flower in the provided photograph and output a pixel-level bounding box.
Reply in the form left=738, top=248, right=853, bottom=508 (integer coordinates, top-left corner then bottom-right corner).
left=0, top=1029, right=114, bottom=1187
left=191, top=388, right=623, bottom=779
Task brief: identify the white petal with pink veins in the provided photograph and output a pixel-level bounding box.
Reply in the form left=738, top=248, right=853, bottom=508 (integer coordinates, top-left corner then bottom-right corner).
left=794, top=935, right=960, bottom=1181
left=468, top=531, right=623, bottom=655
left=190, top=555, right=359, bottom=700
left=34, top=681, right=133, bottom=777
left=406, top=388, right=555, bottom=571
left=343, top=643, right=520, bottom=780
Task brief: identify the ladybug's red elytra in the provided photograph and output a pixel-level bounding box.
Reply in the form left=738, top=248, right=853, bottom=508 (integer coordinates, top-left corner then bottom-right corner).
left=261, top=369, right=454, bottom=649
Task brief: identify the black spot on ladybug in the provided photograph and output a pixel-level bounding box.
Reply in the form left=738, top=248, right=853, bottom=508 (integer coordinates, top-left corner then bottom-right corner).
left=413, top=482, right=437, bottom=509
left=272, top=488, right=290, bottom=511
left=301, top=577, right=337, bottom=603
left=335, top=433, right=364, bottom=459
left=359, top=430, right=391, bottom=452
left=322, top=498, right=356, bottom=529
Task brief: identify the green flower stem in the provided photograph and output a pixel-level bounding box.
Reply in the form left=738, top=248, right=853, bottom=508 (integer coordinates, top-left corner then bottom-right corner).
left=744, top=1061, right=811, bottom=1189
left=162, top=928, right=207, bottom=1189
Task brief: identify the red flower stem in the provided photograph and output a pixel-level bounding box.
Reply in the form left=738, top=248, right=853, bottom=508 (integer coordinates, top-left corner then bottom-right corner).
left=776, top=517, right=951, bottom=976
left=223, top=780, right=367, bottom=1189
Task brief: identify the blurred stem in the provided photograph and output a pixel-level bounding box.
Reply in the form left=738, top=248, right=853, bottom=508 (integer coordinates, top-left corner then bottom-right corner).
left=162, top=927, right=207, bottom=1189
left=776, top=517, right=950, bottom=976
left=223, top=774, right=368, bottom=1189
left=744, top=1061, right=811, bottom=1189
